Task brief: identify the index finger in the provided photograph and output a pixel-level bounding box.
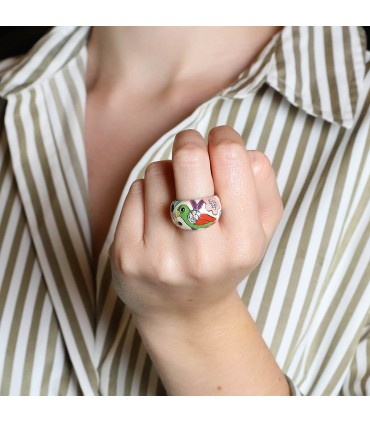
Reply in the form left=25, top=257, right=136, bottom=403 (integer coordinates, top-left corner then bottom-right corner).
left=207, top=125, right=263, bottom=239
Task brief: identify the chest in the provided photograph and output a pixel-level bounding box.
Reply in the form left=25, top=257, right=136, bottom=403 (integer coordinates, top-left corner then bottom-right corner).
left=84, top=93, right=198, bottom=268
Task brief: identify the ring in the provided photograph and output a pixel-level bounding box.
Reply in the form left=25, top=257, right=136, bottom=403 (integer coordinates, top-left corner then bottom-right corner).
left=170, top=195, right=222, bottom=230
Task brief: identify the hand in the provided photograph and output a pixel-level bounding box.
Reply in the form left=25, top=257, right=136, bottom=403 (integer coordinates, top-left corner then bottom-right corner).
left=109, top=125, right=283, bottom=325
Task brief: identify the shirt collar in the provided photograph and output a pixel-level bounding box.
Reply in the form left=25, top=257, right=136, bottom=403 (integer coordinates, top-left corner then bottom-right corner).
left=221, top=26, right=367, bottom=129
left=0, top=26, right=367, bottom=129
left=0, top=26, right=90, bottom=97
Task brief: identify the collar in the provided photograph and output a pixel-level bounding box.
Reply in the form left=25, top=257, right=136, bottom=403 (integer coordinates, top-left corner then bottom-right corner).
left=221, top=26, right=367, bottom=129
left=0, top=26, right=367, bottom=129
left=0, top=27, right=90, bottom=97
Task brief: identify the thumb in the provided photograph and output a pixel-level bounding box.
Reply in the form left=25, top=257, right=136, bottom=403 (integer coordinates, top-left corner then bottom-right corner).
left=247, top=150, right=284, bottom=241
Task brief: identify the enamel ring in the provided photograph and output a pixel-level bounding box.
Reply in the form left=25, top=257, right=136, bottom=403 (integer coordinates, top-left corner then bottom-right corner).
left=170, top=195, right=222, bottom=230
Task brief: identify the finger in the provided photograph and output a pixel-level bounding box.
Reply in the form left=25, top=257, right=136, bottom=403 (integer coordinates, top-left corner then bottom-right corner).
left=113, top=178, right=145, bottom=247
left=144, top=160, right=176, bottom=241
left=248, top=150, right=284, bottom=240
left=172, top=129, right=214, bottom=201
left=207, top=125, right=263, bottom=239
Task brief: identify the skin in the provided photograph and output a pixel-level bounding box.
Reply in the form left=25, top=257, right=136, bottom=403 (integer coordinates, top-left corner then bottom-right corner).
left=87, top=27, right=289, bottom=395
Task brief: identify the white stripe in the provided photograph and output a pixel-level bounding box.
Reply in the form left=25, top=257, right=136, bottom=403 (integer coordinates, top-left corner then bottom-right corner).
left=116, top=319, right=137, bottom=395
left=0, top=222, right=27, bottom=384
left=29, top=295, right=54, bottom=394
left=304, top=232, right=370, bottom=393
left=44, top=73, right=92, bottom=257
left=131, top=343, right=149, bottom=395
left=48, top=332, right=71, bottom=395
left=331, top=27, right=353, bottom=122
left=0, top=196, right=22, bottom=286
left=0, top=163, right=13, bottom=222
left=8, top=260, right=41, bottom=394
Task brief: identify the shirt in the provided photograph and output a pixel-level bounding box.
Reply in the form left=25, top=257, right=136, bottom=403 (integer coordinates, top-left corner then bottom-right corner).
left=0, top=26, right=369, bottom=396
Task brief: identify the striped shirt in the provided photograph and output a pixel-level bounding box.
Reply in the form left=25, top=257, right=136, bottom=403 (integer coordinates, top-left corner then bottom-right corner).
left=0, top=26, right=369, bottom=396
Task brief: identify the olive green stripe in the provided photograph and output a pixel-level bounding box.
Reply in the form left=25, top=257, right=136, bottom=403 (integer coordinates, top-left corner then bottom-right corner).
left=108, top=314, right=133, bottom=395
left=0, top=178, right=17, bottom=252
left=360, top=328, right=370, bottom=394
left=292, top=27, right=303, bottom=107
left=202, top=99, right=224, bottom=142
left=225, top=98, right=243, bottom=128
left=268, top=105, right=299, bottom=183
left=29, top=89, right=94, bottom=318
left=0, top=134, right=10, bottom=187
left=47, top=78, right=91, bottom=260
left=50, top=70, right=86, bottom=201
left=13, top=95, right=98, bottom=393
left=244, top=103, right=300, bottom=326
left=96, top=261, right=112, bottom=329
left=58, top=356, right=77, bottom=395
left=0, top=241, right=33, bottom=394
left=124, top=329, right=143, bottom=395
left=281, top=116, right=314, bottom=203
left=274, top=27, right=287, bottom=94
left=225, top=41, right=276, bottom=97
left=296, top=139, right=368, bottom=375
left=20, top=275, right=46, bottom=395
left=315, top=227, right=370, bottom=394
left=342, top=27, right=358, bottom=117
left=63, top=65, right=85, bottom=132
left=240, top=84, right=269, bottom=142
left=1, top=28, right=86, bottom=96
left=339, top=89, right=370, bottom=233
left=323, top=28, right=341, bottom=121
left=99, top=295, right=125, bottom=371
left=308, top=27, right=322, bottom=115
left=288, top=90, right=369, bottom=373
left=40, top=309, right=61, bottom=395
left=0, top=212, right=26, bottom=323
left=138, top=354, right=154, bottom=395
left=252, top=89, right=284, bottom=153
left=342, top=352, right=357, bottom=395
left=241, top=90, right=285, bottom=304
left=268, top=121, right=318, bottom=357
left=275, top=125, right=343, bottom=364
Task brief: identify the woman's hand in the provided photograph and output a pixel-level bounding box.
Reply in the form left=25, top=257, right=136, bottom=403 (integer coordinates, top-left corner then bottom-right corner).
left=109, top=125, right=283, bottom=323
left=109, top=125, right=288, bottom=395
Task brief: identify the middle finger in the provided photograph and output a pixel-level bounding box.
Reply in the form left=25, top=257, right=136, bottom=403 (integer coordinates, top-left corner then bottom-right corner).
left=172, top=129, right=215, bottom=201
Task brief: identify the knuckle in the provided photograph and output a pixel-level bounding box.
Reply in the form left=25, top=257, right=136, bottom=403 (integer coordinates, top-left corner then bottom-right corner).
left=111, top=243, right=138, bottom=278
left=231, top=234, right=266, bottom=270
left=172, top=144, right=206, bottom=169
left=253, top=152, right=275, bottom=181
left=187, top=248, right=217, bottom=283
left=145, top=161, right=166, bottom=178
left=212, top=140, right=245, bottom=165
left=151, top=256, right=176, bottom=286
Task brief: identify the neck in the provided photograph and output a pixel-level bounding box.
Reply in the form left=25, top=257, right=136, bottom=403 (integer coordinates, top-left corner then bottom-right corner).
left=86, top=26, right=282, bottom=95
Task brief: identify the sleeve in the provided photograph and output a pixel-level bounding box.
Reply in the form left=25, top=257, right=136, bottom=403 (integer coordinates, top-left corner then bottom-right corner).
left=339, top=320, right=370, bottom=395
